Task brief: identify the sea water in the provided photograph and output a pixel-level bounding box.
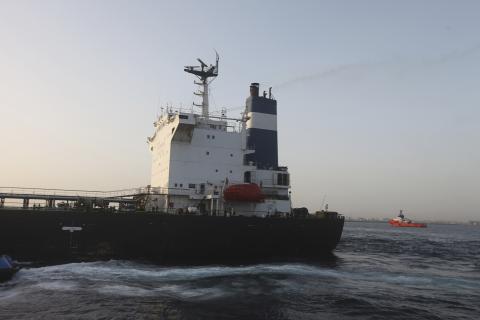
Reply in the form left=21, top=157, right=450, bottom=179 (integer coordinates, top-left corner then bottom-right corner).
left=1, top=222, right=479, bottom=319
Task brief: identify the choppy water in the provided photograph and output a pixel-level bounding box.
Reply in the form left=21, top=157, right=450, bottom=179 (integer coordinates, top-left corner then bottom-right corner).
left=1, top=222, right=479, bottom=319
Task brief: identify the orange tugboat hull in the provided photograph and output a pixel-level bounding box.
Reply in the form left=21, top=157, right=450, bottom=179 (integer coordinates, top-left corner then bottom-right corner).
left=389, top=220, right=427, bottom=228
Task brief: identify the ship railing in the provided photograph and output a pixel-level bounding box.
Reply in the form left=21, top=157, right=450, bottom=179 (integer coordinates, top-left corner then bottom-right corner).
left=2, top=184, right=298, bottom=200
left=158, top=107, right=244, bottom=133
left=0, top=186, right=185, bottom=200
left=0, top=186, right=155, bottom=200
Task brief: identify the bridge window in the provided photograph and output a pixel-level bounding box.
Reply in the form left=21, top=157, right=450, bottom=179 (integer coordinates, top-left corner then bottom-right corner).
left=188, top=184, right=196, bottom=189
left=277, top=173, right=289, bottom=186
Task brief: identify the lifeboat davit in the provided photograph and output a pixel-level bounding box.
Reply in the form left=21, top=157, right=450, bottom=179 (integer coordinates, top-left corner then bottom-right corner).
left=223, top=183, right=265, bottom=202
left=389, top=219, right=427, bottom=228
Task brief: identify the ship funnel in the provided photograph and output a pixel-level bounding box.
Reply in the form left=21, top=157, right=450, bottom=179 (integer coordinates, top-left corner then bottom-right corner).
left=250, top=83, right=259, bottom=97
left=245, top=82, right=278, bottom=170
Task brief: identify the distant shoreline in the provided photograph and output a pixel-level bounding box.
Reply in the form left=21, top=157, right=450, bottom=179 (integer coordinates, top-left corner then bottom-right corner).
left=345, top=219, right=477, bottom=226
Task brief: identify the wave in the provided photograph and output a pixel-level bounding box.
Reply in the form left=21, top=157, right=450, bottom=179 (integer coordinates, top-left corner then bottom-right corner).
left=21, top=261, right=344, bottom=282
left=2, top=223, right=479, bottom=320
left=6, top=260, right=477, bottom=300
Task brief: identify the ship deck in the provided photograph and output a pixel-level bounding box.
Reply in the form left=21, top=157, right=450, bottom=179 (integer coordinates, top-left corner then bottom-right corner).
left=0, top=186, right=156, bottom=209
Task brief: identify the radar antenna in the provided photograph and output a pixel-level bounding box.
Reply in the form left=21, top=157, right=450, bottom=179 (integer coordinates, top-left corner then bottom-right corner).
left=184, top=52, right=219, bottom=117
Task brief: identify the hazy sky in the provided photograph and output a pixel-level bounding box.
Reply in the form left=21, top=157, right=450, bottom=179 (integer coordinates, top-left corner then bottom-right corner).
left=1, top=0, right=479, bottom=221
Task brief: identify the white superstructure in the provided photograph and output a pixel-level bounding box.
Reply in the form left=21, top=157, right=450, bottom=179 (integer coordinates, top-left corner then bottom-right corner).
left=146, top=56, right=290, bottom=217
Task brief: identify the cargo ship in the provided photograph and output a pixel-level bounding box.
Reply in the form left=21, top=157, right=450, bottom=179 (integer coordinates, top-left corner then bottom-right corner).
left=389, top=210, right=427, bottom=228
left=0, top=55, right=344, bottom=264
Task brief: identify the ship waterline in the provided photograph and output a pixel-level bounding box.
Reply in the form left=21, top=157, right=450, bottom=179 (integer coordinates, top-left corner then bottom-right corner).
left=0, top=209, right=344, bottom=264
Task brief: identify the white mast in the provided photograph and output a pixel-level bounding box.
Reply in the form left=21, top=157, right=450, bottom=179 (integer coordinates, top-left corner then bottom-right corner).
left=184, top=52, right=219, bottom=117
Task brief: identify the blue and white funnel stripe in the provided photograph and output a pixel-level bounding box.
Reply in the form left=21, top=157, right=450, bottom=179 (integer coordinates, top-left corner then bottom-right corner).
left=245, top=84, right=279, bottom=170
left=247, top=112, right=277, bottom=131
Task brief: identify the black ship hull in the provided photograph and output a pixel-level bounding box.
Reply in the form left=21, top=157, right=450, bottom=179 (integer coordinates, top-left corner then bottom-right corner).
left=0, top=210, right=344, bottom=264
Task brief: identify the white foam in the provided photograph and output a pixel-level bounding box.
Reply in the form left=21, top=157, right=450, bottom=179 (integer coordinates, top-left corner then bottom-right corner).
left=0, top=289, right=21, bottom=301
left=378, top=274, right=433, bottom=285
left=155, top=284, right=227, bottom=300
left=97, top=284, right=154, bottom=297
left=24, top=261, right=344, bottom=283
left=33, top=280, right=79, bottom=291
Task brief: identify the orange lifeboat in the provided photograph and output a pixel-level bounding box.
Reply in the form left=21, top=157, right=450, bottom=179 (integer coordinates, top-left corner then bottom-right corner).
left=223, top=183, right=265, bottom=202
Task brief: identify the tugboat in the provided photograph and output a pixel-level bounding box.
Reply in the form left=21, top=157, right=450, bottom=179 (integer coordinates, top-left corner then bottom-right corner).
left=0, top=255, right=19, bottom=282
left=0, top=54, right=344, bottom=264
left=389, top=210, right=427, bottom=228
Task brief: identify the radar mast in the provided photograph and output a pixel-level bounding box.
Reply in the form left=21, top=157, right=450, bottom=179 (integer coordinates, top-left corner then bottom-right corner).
left=184, top=52, right=219, bottom=117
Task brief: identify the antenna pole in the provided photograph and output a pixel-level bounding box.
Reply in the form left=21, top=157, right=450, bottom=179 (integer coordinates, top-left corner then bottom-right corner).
left=184, top=53, right=220, bottom=118
left=202, top=80, right=209, bottom=117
